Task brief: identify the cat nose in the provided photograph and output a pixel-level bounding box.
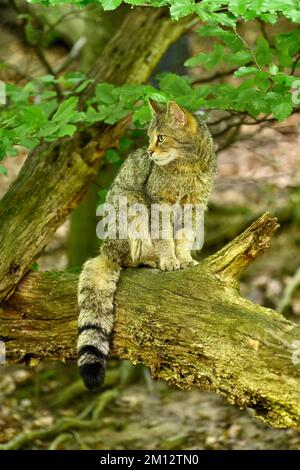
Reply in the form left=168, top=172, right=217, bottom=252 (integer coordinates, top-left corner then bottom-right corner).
left=148, top=149, right=154, bottom=157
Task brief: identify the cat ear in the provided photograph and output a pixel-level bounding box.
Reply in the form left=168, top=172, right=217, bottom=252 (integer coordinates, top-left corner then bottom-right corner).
left=167, top=101, right=187, bottom=126
left=148, top=98, right=164, bottom=115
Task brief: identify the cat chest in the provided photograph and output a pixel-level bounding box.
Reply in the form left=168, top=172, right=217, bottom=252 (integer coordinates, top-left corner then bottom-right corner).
left=145, top=171, right=209, bottom=205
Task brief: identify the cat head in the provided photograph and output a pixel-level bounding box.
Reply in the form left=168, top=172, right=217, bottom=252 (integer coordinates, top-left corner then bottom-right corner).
left=147, top=100, right=200, bottom=166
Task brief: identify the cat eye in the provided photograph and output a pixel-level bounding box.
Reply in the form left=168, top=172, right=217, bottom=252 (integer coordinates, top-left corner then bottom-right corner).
left=157, top=135, right=165, bottom=143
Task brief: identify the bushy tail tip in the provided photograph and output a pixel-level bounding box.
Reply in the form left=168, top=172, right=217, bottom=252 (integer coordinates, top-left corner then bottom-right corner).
left=79, top=362, right=105, bottom=391
left=77, top=345, right=107, bottom=391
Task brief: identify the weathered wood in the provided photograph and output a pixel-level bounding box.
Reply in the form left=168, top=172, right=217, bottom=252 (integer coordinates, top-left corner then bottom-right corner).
left=0, top=8, right=192, bottom=303
left=2, top=213, right=300, bottom=428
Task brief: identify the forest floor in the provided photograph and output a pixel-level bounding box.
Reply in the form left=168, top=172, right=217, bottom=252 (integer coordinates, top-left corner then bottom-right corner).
left=1, top=363, right=300, bottom=450
left=1, top=113, right=300, bottom=450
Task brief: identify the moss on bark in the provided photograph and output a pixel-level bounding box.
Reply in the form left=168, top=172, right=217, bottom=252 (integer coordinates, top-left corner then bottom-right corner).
left=2, top=214, right=300, bottom=428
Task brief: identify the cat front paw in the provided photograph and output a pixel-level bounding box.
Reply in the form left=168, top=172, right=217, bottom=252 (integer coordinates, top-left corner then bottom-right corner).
left=144, top=260, right=158, bottom=268
left=159, top=258, right=181, bottom=272
left=178, top=258, right=199, bottom=269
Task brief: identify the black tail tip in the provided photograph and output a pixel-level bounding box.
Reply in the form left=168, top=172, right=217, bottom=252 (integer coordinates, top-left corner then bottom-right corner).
left=79, top=363, right=105, bottom=391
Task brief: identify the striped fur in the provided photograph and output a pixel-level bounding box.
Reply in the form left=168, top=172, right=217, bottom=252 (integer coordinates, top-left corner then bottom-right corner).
left=77, top=101, right=216, bottom=390
left=77, top=255, right=121, bottom=390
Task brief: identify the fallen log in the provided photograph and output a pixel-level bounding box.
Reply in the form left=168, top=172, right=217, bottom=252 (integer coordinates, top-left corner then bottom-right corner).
left=2, top=213, right=300, bottom=428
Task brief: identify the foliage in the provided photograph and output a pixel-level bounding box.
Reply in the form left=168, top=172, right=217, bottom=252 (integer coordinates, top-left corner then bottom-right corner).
left=0, top=72, right=89, bottom=160
left=25, top=1, right=300, bottom=24
left=1, top=0, right=300, bottom=171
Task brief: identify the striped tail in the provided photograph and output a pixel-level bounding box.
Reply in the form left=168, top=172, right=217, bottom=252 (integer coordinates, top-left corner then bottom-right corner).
left=77, top=254, right=121, bottom=390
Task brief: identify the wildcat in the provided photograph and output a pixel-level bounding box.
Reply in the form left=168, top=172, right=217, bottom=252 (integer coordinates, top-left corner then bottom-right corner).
left=77, top=100, right=216, bottom=390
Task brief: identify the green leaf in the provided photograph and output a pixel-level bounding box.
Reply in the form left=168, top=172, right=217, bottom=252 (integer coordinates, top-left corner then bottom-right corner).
left=169, top=0, right=195, bottom=20
left=227, top=50, right=252, bottom=66
left=227, top=0, right=248, bottom=16
left=158, top=73, right=191, bottom=96
left=52, top=96, right=80, bottom=124
left=260, top=0, right=300, bottom=22
left=146, top=90, right=167, bottom=103
left=272, top=73, right=294, bottom=90
left=125, top=0, right=151, bottom=4
left=260, top=12, right=278, bottom=23
left=6, top=83, right=30, bottom=103
left=269, top=64, right=278, bottom=75
left=39, top=122, right=58, bottom=138
left=85, top=106, right=106, bottom=124
left=119, top=84, right=144, bottom=106
left=133, top=104, right=152, bottom=125
left=271, top=93, right=293, bottom=121
left=256, top=71, right=271, bottom=93
left=275, top=30, right=300, bottom=68
left=256, top=36, right=273, bottom=67
left=234, top=66, right=260, bottom=77
left=94, top=83, right=117, bottom=105
left=58, top=71, right=88, bottom=89
left=56, top=124, right=77, bottom=137
left=21, top=136, right=41, bottom=149
left=235, top=88, right=268, bottom=116
left=211, top=12, right=237, bottom=27
left=22, top=105, right=47, bottom=129
left=197, top=25, right=231, bottom=38
left=102, top=105, right=130, bottom=124
left=205, top=82, right=238, bottom=110
left=185, top=44, right=224, bottom=69
left=101, top=0, right=122, bottom=10
left=76, top=79, right=93, bottom=93
left=36, top=75, right=57, bottom=85
left=0, top=165, right=7, bottom=176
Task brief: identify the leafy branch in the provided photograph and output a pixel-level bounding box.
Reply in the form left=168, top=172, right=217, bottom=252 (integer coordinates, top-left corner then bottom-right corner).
left=1, top=0, right=300, bottom=171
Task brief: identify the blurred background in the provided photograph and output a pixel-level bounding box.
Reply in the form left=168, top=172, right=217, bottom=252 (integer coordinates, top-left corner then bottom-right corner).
left=0, top=0, right=300, bottom=450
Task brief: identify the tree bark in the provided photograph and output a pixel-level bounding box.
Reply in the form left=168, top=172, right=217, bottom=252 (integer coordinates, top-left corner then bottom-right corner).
left=0, top=7, right=192, bottom=303
left=2, top=213, right=300, bottom=429
left=68, top=6, right=128, bottom=268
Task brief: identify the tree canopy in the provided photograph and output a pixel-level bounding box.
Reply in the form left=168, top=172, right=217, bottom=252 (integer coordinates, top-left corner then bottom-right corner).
left=1, top=0, right=300, bottom=173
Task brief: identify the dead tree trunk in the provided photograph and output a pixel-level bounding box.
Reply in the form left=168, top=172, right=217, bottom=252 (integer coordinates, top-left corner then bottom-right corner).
left=1, top=213, right=300, bottom=429
left=0, top=8, right=192, bottom=302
